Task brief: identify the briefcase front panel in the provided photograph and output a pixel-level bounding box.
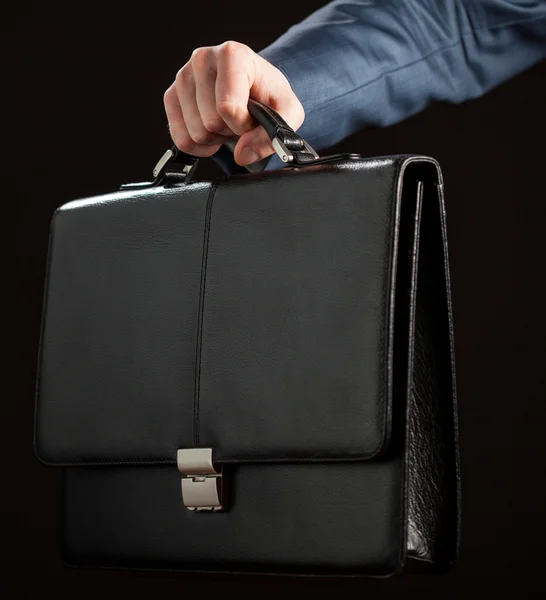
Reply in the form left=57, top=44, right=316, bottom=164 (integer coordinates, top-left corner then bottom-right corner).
left=36, top=161, right=400, bottom=466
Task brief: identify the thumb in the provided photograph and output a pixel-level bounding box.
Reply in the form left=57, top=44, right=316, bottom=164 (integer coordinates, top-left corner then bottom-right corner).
left=234, top=124, right=275, bottom=166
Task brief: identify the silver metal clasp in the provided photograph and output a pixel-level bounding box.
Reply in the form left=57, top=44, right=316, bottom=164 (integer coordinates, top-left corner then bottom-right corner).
left=177, top=448, right=223, bottom=511
left=272, top=137, right=319, bottom=164
left=153, top=148, right=175, bottom=178
left=152, top=147, right=199, bottom=184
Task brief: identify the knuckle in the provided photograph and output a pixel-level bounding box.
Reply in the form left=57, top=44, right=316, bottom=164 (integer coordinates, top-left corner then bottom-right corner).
left=171, top=130, right=193, bottom=153
left=202, top=116, right=228, bottom=134
left=163, top=86, right=174, bottom=105
left=191, top=129, right=215, bottom=145
left=175, top=66, right=191, bottom=84
left=191, top=46, right=211, bottom=67
left=218, top=40, right=245, bottom=58
left=217, top=99, right=242, bottom=122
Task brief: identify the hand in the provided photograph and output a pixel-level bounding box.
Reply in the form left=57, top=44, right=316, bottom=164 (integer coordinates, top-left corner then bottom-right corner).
left=163, top=41, right=304, bottom=166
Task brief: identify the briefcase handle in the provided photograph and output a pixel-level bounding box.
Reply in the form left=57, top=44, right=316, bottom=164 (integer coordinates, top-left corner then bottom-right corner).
left=152, top=99, right=319, bottom=184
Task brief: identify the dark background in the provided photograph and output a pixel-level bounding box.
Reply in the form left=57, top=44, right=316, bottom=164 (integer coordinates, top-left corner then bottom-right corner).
left=7, top=1, right=545, bottom=597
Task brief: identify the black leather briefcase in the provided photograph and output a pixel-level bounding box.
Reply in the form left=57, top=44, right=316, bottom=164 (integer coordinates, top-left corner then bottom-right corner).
left=34, top=100, right=460, bottom=577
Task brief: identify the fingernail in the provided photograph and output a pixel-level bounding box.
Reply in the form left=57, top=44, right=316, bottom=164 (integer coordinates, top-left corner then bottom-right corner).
left=238, top=147, right=259, bottom=166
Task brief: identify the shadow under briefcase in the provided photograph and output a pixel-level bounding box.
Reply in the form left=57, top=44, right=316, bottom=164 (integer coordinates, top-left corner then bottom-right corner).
left=34, top=99, right=460, bottom=577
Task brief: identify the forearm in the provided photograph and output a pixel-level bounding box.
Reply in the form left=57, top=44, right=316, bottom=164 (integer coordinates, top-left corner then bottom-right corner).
left=259, top=0, right=546, bottom=164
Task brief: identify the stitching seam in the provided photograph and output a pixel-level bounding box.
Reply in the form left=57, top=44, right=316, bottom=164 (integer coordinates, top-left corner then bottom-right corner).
left=193, top=181, right=218, bottom=447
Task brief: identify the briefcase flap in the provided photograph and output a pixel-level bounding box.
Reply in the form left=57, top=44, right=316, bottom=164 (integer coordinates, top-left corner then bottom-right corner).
left=35, top=158, right=416, bottom=467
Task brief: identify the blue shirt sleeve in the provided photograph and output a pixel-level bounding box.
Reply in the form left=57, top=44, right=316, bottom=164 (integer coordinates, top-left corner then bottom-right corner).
left=255, top=0, right=546, bottom=170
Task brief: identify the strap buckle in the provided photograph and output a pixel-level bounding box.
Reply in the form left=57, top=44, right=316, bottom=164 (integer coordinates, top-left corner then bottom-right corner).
left=177, top=448, right=224, bottom=511
left=152, top=147, right=199, bottom=183
left=272, top=136, right=319, bottom=165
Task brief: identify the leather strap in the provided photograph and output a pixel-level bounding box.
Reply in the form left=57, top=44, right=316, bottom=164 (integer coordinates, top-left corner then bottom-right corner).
left=157, top=99, right=319, bottom=184
left=247, top=99, right=318, bottom=165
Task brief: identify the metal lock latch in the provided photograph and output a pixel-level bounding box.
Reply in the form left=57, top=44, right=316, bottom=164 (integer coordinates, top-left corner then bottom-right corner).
left=177, top=448, right=223, bottom=511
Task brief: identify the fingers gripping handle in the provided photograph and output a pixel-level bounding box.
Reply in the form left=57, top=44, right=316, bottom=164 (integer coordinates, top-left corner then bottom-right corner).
left=153, top=99, right=318, bottom=184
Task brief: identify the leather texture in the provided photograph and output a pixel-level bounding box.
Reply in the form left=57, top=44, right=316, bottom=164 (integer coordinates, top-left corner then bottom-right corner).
left=35, top=153, right=460, bottom=577
left=61, top=460, right=404, bottom=576
left=394, top=164, right=460, bottom=568
left=197, top=167, right=396, bottom=461
left=37, top=160, right=401, bottom=465
left=35, top=183, right=211, bottom=465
